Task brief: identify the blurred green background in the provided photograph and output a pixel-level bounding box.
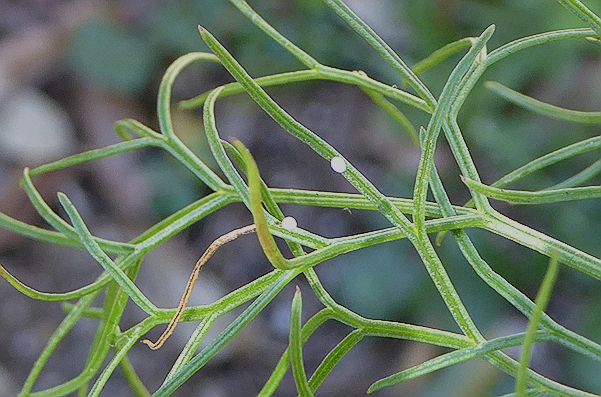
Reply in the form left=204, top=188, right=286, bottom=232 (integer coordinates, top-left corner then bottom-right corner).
left=0, top=0, right=600, bottom=396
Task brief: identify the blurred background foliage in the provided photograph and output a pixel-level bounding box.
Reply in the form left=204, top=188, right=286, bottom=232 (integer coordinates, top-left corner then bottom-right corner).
left=0, top=0, right=600, bottom=396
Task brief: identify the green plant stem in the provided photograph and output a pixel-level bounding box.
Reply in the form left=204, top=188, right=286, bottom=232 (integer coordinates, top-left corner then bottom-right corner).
left=119, top=354, right=151, bottom=397
left=180, top=68, right=429, bottom=113
left=368, top=332, right=541, bottom=393
left=485, top=212, right=601, bottom=280
left=361, top=87, right=419, bottom=144
left=407, top=26, right=494, bottom=343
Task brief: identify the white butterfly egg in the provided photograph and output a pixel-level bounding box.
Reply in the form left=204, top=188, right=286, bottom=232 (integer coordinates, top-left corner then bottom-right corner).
left=281, top=216, right=297, bottom=230
left=330, top=156, right=346, bottom=173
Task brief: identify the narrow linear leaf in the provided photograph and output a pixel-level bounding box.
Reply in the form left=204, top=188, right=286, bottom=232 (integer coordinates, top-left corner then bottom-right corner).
left=368, top=332, right=545, bottom=393
left=61, top=303, right=104, bottom=318
left=156, top=52, right=219, bottom=140
left=0, top=211, right=86, bottom=248
left=181, top=68, right=429, bottom=113
left=462, top=176, right=601, bottom=204
left=361, top=87, right=419, bottom=145
left=222, top=140, right=279, bottom=214
left=18, top=291, right=100, bottom=395
left=29, top=138, right=161, bottom=177
left=26, top=261, right=145, bottom=397
left=267, top=188, right=473, bottom=217
left=0, top=263, right=98, bottom=302
left=227, top=0, right=430, bottom=117
left=203, top=86, right=251, bottom=207
left=489, top=136, right=601, bottom=191
left=290, top=286, right=314, bottom=397
left=446, top=223, right=601, bottom=365
left=411, top=37, right=476, bottom=77
left=486, top=81, right=601, bottom=124
left=156, top=52, right=229, bottom=191
left=486, top=212, right=601, bottom=282
left=303, top=271, right=472, bottom=351
left=0, top=253, right=147, bottom=303
left=408, top=27, right=495, bottom=344
left=320, top=0, right=435, bottom=106
left=556, top=0, right=601, bottom=37
left=233, top=139, right=298, bottom=270
left=181, top=70, right=321, bottom=109
left=516, top=255, right=561, bottom=396
left=3, top=4, right=601, bottom=396
left=308, top=329, right=364, bottom=392
left=57, top=193, right=157, bottom=314
left=550, top=159, right=601, bottom=189
left=119, top=354, right=151, bottom=397
left=414, top=25, right=495, bottom=226
left=228, top=0, right=320, bottom=69
left=223, top=139, right=306, bottom=257
left=259, top=308, right=338, bottom=397
left=88, top=334, right=140, bottom=397
left=421, top=138, right=601, bottom=373
left=132, top=191, right=236, bottom=249
left=21, top=168, right=135, bottom=254
left=486, top=28, right=595, bottom=66
left=153, top=270, right=299, bottom=397
left=164, top=314, right=219, bottom=382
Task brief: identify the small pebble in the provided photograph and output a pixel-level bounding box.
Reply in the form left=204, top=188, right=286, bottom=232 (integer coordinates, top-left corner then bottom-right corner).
left=330, top=156, right=346, bottom=173
left=281, top=216, right=297, bottom=230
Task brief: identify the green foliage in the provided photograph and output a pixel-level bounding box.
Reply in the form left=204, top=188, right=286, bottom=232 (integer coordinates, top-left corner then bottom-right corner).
left=2, top=0, right=601, bottom=396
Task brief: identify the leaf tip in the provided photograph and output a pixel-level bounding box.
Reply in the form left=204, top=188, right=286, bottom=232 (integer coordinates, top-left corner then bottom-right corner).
left=435, top=231, right=446, bottom=246
left=56, top=192, right=69, bottom=206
